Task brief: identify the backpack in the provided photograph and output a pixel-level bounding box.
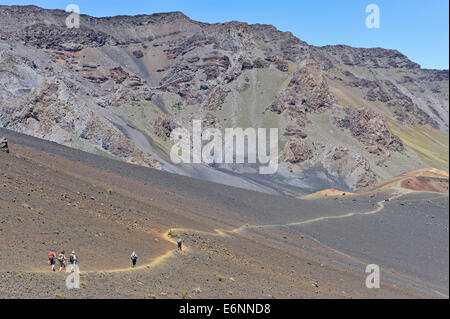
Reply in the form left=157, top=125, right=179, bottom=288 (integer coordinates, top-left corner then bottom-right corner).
left=58, top=254, right=64, bottom=262
left=70, top=254, right=75, bottom=263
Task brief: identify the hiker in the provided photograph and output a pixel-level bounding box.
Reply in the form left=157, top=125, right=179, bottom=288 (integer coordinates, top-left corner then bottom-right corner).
left=0, top=137, right=9, bottom=153
left=48, top=248, right=57, bottom=272
left=177, top=236, right=183, bottom=251
left=58, top=251, right=66, bottom=271
left=130, top=251, right=138, bottom=268
left=69, top=251, right=78, bottom=265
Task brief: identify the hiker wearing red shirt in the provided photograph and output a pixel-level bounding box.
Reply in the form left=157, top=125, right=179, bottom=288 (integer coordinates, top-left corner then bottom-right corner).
left=48, top=248, right=56, bottom=272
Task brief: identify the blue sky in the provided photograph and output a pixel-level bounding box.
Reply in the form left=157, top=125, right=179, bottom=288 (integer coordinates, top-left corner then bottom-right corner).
left=2, top=0, right=449, bottom=69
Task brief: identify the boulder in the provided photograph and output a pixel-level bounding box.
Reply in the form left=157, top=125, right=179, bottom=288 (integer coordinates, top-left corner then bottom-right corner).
left=283, top=137, right=311, bottom=163
left=283, top=125, right=307, bottom=138
left=132, top=50, right=144, bottom=59
left=154, top=116, right=175, bottom=140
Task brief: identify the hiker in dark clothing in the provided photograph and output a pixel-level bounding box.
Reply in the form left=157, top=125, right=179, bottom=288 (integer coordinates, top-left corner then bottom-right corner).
left=130, top=251, right=138, bottom=268
left=177, top=236, right=183, bottom=251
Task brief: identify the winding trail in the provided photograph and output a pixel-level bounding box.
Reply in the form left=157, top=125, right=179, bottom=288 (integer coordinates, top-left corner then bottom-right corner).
left=97, top=187, right=443, bottom=273
left=28, top=186, right=448, bottom=299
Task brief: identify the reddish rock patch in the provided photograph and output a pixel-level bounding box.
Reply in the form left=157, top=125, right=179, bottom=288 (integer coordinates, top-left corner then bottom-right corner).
left=401, top=176, right=449, bottom=193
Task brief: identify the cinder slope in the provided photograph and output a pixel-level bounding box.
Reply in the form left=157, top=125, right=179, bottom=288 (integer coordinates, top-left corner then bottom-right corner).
left=0, top=129, right=447, bottom=298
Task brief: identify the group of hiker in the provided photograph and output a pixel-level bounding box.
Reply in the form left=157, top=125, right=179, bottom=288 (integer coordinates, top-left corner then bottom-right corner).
left=47, top=236, right=183, bottom=271
left=47, top=249, right=78, bottom=272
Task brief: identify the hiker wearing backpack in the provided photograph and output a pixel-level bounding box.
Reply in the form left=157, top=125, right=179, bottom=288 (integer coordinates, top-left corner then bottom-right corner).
left=177, top=236, right=183, bottom=251
left=130, top=251, right=138, bottom=268
left=58, top=251, right=66, bottom=271
left=48, top=248, right=56, bottom=272
left=69, top=251, right=78, bottom=265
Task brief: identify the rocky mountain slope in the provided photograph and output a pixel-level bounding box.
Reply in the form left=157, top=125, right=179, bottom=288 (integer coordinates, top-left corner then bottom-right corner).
left=0, top=5, right=448, bottom=195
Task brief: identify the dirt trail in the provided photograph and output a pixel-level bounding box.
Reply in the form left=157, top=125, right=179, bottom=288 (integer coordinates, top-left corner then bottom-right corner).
left=52, top=184, right=445, bottom=276
left=29, top=229, right=186, bottom=274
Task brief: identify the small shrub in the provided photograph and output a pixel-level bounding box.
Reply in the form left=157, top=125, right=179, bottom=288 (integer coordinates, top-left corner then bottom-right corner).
left=179, top=290, right=189, bottom=299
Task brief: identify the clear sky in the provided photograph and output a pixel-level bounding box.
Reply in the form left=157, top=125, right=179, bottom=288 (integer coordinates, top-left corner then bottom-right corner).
left=2, top=0, right=449, bottom=69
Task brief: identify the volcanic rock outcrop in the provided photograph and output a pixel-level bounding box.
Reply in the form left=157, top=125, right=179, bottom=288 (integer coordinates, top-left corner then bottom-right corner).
left=334, top=107, right=403, bottom=156
left=0, top=5, right=448, bottom=194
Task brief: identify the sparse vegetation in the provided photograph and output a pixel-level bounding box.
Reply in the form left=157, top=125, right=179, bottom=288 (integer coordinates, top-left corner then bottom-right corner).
left=179, top=290, right=189, bottom=299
